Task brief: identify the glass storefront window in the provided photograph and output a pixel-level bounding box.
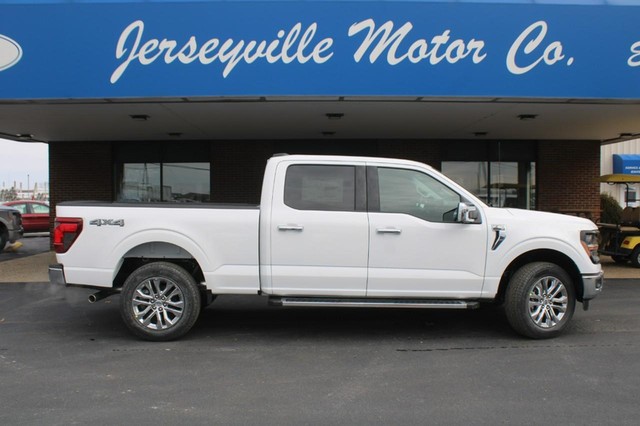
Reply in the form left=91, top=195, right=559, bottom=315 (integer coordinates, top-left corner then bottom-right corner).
left=163, top=163, right=210, bottom=202
left=117, top=162, right=210, bottom=202
left=442, top=161, right=535, bottom=209
left=119, top=163, right=161, bottom=202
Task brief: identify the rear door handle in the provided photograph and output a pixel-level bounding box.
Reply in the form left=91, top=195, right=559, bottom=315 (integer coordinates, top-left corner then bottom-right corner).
left=278, top=225, right=304, bottom=231
left=376, top=228, right=402, bottom=234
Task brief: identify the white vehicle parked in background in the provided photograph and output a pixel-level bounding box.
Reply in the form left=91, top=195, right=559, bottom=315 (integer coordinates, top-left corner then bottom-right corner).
left=50, top=155, right=603, bottom=340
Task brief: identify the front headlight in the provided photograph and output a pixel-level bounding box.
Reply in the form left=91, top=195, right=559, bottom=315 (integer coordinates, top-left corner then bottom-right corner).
left=580, top=230, right=600, bottom=264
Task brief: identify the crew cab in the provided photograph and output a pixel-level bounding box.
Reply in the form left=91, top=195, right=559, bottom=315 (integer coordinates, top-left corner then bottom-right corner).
left=49, top=155, right=604, bottom=340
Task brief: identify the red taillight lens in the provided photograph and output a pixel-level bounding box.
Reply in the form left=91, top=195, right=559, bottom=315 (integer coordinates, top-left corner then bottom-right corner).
left=53, top=218, right=83, bottom=254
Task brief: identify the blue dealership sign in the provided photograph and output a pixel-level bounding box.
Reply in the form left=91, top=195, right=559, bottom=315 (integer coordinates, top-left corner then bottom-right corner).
left=614, top=154, right=640, bottom=175
left=0, top=1, right=639, bottom=99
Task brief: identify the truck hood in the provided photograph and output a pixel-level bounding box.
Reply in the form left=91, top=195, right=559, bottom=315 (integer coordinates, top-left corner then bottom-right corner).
left=484, top=207, right=597, bottom=230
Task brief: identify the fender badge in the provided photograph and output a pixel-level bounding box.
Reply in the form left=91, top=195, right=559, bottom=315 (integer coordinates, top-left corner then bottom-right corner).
left=90, top=219, right=125, bottom=227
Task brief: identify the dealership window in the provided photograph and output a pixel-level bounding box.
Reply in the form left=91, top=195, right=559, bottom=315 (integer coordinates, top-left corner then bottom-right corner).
left=115, top=142, right=211, bottom=202
left=442, top=162, right=535, bottom=209
left=441, top=141, right=536, bottom=209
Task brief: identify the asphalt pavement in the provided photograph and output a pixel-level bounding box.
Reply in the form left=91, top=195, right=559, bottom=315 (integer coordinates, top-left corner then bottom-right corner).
left=1, top=236, right=640, bottom=424
left=0, top=277, right=639, bottom=424
left=0, top=233, right=50, bottom=262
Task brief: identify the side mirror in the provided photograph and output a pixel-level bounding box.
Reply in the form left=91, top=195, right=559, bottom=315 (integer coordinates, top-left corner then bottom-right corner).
left=457, top=202, right=479, bottom=224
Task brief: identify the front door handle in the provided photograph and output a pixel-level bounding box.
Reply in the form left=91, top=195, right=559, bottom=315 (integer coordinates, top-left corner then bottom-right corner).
left=376, top=228, right=402, bottom=234
left=278, top=224, right=304, bottom=231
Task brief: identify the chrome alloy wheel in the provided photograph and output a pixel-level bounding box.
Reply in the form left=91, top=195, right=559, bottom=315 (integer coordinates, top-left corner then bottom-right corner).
left=131, top=277, right=185, bottom=330
left=528, top=276, right=569, bottom=329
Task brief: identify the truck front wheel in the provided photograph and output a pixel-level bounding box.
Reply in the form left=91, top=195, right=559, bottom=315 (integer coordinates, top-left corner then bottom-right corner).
left=505, top=262, right=576, bottom=339
left=120, top=262, right=201, bottom=341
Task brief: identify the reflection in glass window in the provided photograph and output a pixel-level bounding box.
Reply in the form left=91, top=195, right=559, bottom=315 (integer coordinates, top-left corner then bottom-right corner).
left=442, top=161, right=535, bottom=209
left=163, top=163, right=210, bottom=202
left=284, top=165, right=355, bottom=211
left=441, top=162, right=488, bottom=202
left=117, top=162, right=210, bottom=202
left=119, top=163, right=161, bottom=202
left=32, top=204, right=49, bottom=214
left=378, top=168, right=460, bottom=223
left=11, top=204, right=27, bottom=214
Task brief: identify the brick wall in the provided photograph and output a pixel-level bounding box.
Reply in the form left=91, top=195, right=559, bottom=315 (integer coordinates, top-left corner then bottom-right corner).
left=211, top=141, right=275, bottom=204
left=537, top=140, right=601, bottom=215
left=49, top=142, right=113, bottom=224
left=377, top=140, right=442, bottom=169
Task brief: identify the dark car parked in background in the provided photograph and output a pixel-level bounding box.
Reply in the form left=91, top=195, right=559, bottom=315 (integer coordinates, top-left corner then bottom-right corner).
left=0, top=205, right=23, bottom=251
left=2, top=201, right=49, bottom=233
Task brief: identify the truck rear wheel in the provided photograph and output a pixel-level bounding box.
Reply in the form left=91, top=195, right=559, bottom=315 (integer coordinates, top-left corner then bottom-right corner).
left=505, top=262, right=575, bottom=339
left=120, top=262, right=201, bottom=341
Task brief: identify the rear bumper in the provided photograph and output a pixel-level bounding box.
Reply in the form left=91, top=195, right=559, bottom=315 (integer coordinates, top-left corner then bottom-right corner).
left=49, top=264, right=67, bottom=287
left=582, top=271, right=605, bottom=300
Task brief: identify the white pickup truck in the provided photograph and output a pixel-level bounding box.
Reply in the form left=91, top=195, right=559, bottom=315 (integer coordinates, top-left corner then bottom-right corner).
left=50, top=155, right=603, bottom=341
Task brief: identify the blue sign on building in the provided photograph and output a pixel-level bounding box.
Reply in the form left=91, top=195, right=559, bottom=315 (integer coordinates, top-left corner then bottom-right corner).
left=0, top=1, right=639, bottom=99
left=614, top=154, right=640, bottom=175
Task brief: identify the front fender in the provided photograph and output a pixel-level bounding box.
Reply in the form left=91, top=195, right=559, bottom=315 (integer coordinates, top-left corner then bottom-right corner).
left=482, top=236, right=598, bottom=298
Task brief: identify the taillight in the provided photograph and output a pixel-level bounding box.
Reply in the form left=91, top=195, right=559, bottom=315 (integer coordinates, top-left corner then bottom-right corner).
left=53, top=218, right=83, bottom=254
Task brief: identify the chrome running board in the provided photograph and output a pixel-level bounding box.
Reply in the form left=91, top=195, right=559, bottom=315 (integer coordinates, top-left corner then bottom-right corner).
left=269, top=297, right=479, bottom=310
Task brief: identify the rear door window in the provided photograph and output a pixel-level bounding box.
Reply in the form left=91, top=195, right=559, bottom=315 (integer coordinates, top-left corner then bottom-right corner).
left=284, top=165, right=356, bottom=212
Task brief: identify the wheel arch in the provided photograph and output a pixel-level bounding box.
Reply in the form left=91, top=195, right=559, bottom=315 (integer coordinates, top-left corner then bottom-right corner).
left=112, top=242, right=205, bottom=289
left=496, top=249, right=585, bottom=304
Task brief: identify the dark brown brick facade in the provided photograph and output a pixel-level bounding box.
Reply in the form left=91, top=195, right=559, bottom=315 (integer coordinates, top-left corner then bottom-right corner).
left=536, top=140, right=601, bottom=216
left=378, top=140, right=442, bottom=170
left=49, top=141, right=114, bottom=216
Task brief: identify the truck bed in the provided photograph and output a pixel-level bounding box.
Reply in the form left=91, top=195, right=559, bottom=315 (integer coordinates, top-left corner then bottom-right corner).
left=55, top=201, right=261, bottom=293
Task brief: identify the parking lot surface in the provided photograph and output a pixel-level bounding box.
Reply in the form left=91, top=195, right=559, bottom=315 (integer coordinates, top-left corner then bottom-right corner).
left=0, top=278, right=639, bottom=425
left=0, top=234, right=49, bottom=263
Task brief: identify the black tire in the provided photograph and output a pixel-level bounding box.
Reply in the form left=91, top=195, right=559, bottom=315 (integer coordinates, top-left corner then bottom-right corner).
left=120, top=261, right=201, bottom=341
left=611, top=255, right=629, bottom=264
left=505, top=262, right=576, bottom=339
left=630, top=246, right=640, bottom=268
left=0, top=226, right=7, bottom=252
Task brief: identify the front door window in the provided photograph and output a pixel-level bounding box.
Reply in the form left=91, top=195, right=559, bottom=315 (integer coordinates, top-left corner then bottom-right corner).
left=377, top=167, right=461, bottom=222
